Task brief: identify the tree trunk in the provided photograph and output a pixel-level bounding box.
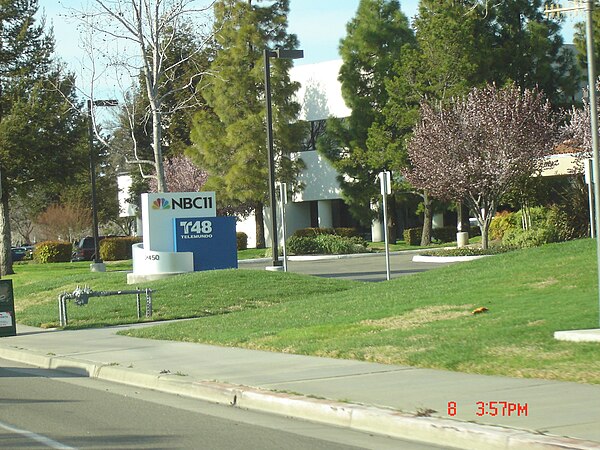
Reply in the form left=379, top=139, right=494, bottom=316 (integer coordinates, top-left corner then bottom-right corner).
left=421, top=190, right=433, bottom=246
left=480, top=221, right=489, bottom=250
left=152, top=107, right=166, bottom=192
left=255, top=202, right=266, bottom=249
left=0, top=184, right=14, bottom=276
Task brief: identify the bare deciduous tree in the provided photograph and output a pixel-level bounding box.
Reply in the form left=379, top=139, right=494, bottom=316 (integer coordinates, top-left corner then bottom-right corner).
left=405, top=84, right=558, bottom=248
left=69, top=0, right=215, bottom=192
left=35, top=201, right=92, bottom=243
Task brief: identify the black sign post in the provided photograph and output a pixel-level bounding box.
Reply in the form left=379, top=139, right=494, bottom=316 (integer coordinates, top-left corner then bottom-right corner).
left=0, top=280, right=16, bottom=337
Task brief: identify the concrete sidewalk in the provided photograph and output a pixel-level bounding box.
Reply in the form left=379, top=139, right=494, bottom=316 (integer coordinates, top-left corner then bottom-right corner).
left=1, top=324, right=599, bottom=449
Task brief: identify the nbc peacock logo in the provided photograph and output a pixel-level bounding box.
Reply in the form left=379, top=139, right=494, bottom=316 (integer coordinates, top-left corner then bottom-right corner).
left=152, top=198, right=171, bottom=210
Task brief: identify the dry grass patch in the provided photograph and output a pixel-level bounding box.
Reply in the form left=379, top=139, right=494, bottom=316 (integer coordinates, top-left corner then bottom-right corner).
left=485, top=345, right=573, bottom=361
left=529, top=277, right=559, bottom=289
left=361, top=304, right=473, bottom=331
left=360, top=345, right=433, bottom=365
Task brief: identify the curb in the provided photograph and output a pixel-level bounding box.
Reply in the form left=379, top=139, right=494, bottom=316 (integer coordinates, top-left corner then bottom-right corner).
left=238, top=250, right=423, bottom=264
left=412, top=254, right=489, bottom=263
left=1, top=346, right=599, bottom=450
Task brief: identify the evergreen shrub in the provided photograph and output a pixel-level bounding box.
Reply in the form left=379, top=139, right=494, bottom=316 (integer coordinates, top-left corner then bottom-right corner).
left=286, top=236, right=321, bottom=254
left=502, top=227, right=557, bottom=249
left=33, top=241, right=72, bottom=263
left=489, top=211, right=518, bottom=240
left=292, top=227, right=359, bottom=238
left=236, top=232, right=248, bottom=250
left=286, top=234, right=368, bottom=255
left=100, top=237, right=142, bottom=261
left=403, top=228, right=422, bottom=245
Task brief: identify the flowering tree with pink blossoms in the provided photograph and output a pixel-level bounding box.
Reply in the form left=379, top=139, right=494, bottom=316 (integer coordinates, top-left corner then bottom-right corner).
left=405, top=84, right=558, bottom=248
left=149, top=155, right=253, bottom=217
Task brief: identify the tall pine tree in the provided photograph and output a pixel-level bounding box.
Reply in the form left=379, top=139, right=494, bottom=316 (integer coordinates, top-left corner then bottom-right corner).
left=0, top=0, right=86, bottom=275
left=490, top=0, right=578, bottom=107
left=189, top=0, right=303, bottom=248
left=318, top=0, right=415, bottom=229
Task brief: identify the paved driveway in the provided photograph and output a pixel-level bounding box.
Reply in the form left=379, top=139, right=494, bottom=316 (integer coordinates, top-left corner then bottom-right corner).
left=240, top=252, right=455, bottom=282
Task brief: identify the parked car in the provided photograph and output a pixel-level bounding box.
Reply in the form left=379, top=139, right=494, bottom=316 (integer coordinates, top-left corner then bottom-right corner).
left=11, top=247, right=27, bottom=262
left=71, top=236, right=106, bottom=262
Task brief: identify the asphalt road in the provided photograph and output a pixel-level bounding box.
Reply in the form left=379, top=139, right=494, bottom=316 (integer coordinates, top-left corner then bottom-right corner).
left=240, top=252, right=453, bottom=282
left=0, top=359, right=444, bottom=450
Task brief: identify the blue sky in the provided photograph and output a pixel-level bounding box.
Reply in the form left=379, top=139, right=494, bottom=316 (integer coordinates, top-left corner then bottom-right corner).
left=37, top=0, right=578, bottom=86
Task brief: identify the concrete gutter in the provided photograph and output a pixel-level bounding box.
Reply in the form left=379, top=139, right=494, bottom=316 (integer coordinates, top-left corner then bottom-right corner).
left=1, top=345, right=598, bottom=450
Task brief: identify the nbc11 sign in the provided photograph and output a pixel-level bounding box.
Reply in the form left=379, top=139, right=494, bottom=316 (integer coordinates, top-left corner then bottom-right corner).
left=141, top=192, right=216, bottom=252
left=173, top=217, right=237, bottom=271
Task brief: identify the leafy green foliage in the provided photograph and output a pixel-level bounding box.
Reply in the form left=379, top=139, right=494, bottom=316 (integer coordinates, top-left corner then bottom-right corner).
left=33, top=241, right=72, bottom=263
left=189, top=0, right=303, bottom=246
left=403, top=228, right=422, bottom=246
left=1, top=0, right=87, bottom=275
left=489, top=211, right=518, bottom=241
left=99, top=237, right=142, bottom=261
left=236, top=232, right=248, bottom=251
left=292, top=227, right=359, bottom=238
left=286, top=234, right=368, bottom=255
left=502, top=227, right=558, bottom=249
left=318, top=0, right=415, bottom=221
left=425, top=247, right=509, bottom=257
left=490, top=0, right=578, bottom=108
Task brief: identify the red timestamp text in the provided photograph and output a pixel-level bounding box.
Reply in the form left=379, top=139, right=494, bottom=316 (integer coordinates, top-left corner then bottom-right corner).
left=447, top=401, right=528, bottom=417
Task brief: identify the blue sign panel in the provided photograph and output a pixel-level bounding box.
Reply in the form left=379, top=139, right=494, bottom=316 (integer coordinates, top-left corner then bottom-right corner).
left=173, top=217, right=238, bottom=271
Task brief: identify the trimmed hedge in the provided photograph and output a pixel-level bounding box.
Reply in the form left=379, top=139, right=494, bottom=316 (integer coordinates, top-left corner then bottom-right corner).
left=403, top=226, right=481, bottom=246
left=403, top=228, right=422, bottom=246
left=100, top=237, right=142, bottom=261
left=33, top=241, right=72, bottom=263
left=236, top=232, right=248, bottom=250
left=286, top=234, right=369, bottom=255
left=293, top=227, right=359, bottom=238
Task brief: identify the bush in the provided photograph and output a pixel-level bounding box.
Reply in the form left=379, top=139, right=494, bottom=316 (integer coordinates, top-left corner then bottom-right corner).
left=286, top=236, right=321, bottom=255
left=293, top=227, right=334, bottom=237
left=236, top=232, right=248, bottom=250
left=334, top=227, right=360, bottom=238
left=502, top=227, right=558, bottom=249
left=425, top=247, right=510, bottom=257
left=286, top=234, right=369, bottom=255
left=546, top=204, right=587, bottom=241
left=292, top=227, right=359, bottom=238
left=33, top=241, right=72, bottom=263
left=314, top=234, right=369, bottom=255
left=403, top=226, right=479, bottom=245
left=489, top=211, right=518, bottom=240
left=403, top=228, right=422, bottom=246
left=432, top=226, right=458, bottom=243
left=100, top=237, right=142, bottom=261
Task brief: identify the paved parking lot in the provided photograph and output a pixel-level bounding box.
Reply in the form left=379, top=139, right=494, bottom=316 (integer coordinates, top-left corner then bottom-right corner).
left=239, top=252, right=454, bottom=282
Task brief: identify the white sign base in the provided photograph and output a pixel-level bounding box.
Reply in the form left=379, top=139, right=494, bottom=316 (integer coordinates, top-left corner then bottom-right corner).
left=131, top=243, right=193, bottom=275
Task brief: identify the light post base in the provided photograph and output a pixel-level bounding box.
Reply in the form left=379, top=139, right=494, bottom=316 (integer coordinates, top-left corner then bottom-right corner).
left=457, top=232, right=469, bottom=248
left=90, top=262, right=106, bottom=273
left=265, top=264, right=284, bottom=272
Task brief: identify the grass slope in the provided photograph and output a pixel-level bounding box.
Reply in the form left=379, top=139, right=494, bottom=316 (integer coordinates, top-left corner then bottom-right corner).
left=121, top=239, right=600, bottom=384
left=10, top=261, right=359, bottom=329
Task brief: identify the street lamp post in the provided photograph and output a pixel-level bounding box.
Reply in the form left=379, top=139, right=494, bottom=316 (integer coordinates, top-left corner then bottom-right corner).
left=87, top=99, right=118, bottom=272
left=264, top=48, right=303, bottom=270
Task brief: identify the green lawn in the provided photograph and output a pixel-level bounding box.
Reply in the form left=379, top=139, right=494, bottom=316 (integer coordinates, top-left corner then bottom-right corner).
left=122, top=239, right=600, bottom=384
left=9, top=239, right=600, bottom=384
